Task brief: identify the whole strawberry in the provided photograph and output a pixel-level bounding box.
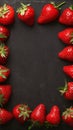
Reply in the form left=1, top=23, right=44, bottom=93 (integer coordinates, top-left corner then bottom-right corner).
left=0, top=85, right=11, bottom=106
left=62, top=107, right=73, bottom=127
left=58, top=46, right=73, bottom=62
left=37, top=2, right=65, bottom=24
left=31, top=104, right=46, bottom=124
left=0, top=43, right=9, bottom=64
left=0, top=108, right=13, bottom=124
left=59, top=5, right=73, bottom=26
left=16, top=3, right=35, bottom=26
left=0, top=26, right=10, bottom=42
left=58, top=28, right=73, bottom=45
left=28, top=104, right=46, bottom=130
left=63, top=65, right=73, bottom=78
left=59, top=81, right=73, bottom=100
left=46, top=105, right=61, bottom=126
left=0, top=4, right=15, bottom=25
left=0, top=65, right=10, bottom=82
left=13, top=104, right=31, bottom=124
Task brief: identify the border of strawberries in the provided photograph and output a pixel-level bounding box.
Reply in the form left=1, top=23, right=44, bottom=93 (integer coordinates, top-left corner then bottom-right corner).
left=0, top=1, right=73, bottom=129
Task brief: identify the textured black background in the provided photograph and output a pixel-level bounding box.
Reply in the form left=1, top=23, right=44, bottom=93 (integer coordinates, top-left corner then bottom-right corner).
left=0, top=0, right=73, bottom=130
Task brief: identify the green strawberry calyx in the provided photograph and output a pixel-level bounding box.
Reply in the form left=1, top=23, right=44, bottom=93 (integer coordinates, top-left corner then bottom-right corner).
left=0, top=44, right=7, bottom=58
left=0, top=4, right=9, bottom=18
left=59, top=81, right=67, bottom=95
left=18, top=104, right=31, bottom=120
left=69, top=5, right=73, bottom=10
left=0, top=33, right=7, bottom=39
left=16, top=3, right=30, bottom=16
left=0, top=93, right=5, bottom=107
left=0, top=67, right=9, bottom=79
left=63, top=107, right=73, bottom=119
left=51, top=1, right=66, bottom=10
left=70, top=32, right=73, bottom=44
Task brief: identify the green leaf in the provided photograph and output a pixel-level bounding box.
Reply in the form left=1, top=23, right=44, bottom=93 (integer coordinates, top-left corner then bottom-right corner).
left=0, top=4, right=9, bottom=18
left=16, top=3, right=30, bottom=15
left=70, top=38, right=73, bottom=44
left=69, top=5, right=73, bottom=10
left=0, top=33, right=7, bottom=38
left=0, top=44, right=7, bottom=58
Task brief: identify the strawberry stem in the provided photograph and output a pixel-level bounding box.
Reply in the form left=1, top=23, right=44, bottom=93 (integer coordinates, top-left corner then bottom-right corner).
left=28, top=123, right=34, bottom=130
left=56, top=1, right=66, bottom=9
left=28, top=121, right=41, bottom=130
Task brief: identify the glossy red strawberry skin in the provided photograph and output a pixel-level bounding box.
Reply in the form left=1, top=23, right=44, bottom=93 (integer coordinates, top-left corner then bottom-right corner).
left=0, top=65, right=10, bottom=82
left=59, top=7, right=73, bottom=26
left=64, top=82, right=73, bottom=100
left=62, top=107, right=73, bottom=127
left=58, top=46, right=73, bottom=62
left=13, top=104, right=31, bottom=124
left=17, top=5, right=35, bottom=26
left=31, top=104, right=46, bottom=124
left=58, top=28, right=73, bottom=45
left=63, top=65, right=73, bottom=78
left=46, top=105, right=61, bottom=125
left=0, top=108, right=13, bottom=124
left=0, top=4, right=15, bottom=25
left=0, top=44, right=9, bottom=64
left=37, top=4, right=59, bottom=24
left=0, top=85, right=11, bottom=106
left=0, top=26, right=10, bottom=42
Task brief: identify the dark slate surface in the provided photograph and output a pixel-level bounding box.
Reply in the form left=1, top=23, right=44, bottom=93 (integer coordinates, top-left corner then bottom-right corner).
left=0, top=0, right=73, bottom=130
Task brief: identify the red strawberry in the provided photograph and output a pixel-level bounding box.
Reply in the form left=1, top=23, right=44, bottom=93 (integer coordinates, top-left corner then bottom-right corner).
left=59, top=6, right=73, bottom=26
left=31, top=104, right=46, bottom=124
left=37, top=2, right=65, bottom=24
left=63, top=65, right=73, bottom=78
left=0, top=85, right=11, bottom=106
left=16, top=3, right=35, bottom=26
left=46, top=105, right=61, bottom=125
left=62, top=107, right=73, bottom=127
left=0, top=108, right=13, bottom=124
left=0, top=4, right=15, bottom=25
left=0, top=65, right=10, bottom=82
left=59, top=81, right=73, bottom=100
left=13, top=104, right=31, bottom=124
left=58, top=46, right=73, bottom=62
left=0, top=44, right=9, bottom=64
left=58, top=28, right=73, bottom=45
left=28, top=104, right=46, bottom=130
left=0, top=26, right=10, bottom=42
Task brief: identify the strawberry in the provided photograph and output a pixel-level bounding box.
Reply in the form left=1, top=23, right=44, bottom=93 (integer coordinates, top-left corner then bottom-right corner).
left=28, top=104, right=46, bottom=130
left=0, top=26, right=10, bottom=42
left=46, top=105, right=61, bottom=126
left=13, top=104, right=31, bottom=124
left=16, top=3, right=35, bottom=26
left=63, top=65, right=73, bottom=78
left=62, top=107, right=73, bottom=127
left=0, top=108, right=13, bottom=124
left=0, top=43, right=9, bottom=64
left=59, top=6, right=73, bottom=26
left=59, top=81, right=73, bottom=100
left=58, top=46, right=73, bottom=62
left=30, top=104, right=46, bottom=124
left=58, top=28, right=73, bottom=45
left=0, top=65, right=10, bottom=82
left=0, top=85, right=11, bottom=106
left=0, top=4, right=15, bottom=25
left=37, top=2, right=65, bottom=24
